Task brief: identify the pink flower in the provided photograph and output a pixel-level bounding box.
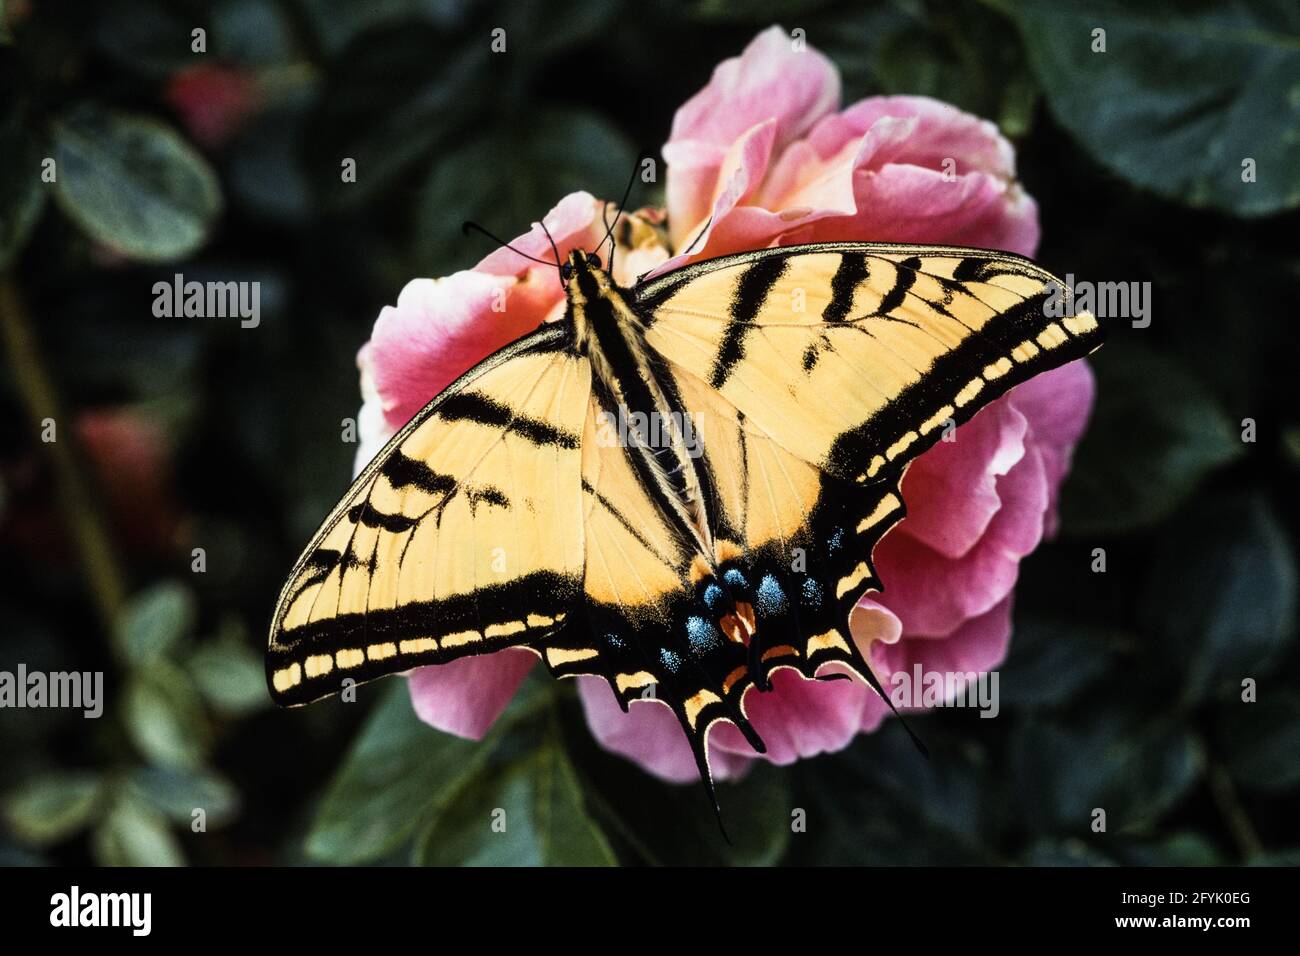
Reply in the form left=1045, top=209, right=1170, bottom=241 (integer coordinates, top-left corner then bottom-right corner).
left=657, top=26, right=1038, bottom=275
left=352, top=27, right=1093, bottom=779
left=165, top=65, right=262, bottom=150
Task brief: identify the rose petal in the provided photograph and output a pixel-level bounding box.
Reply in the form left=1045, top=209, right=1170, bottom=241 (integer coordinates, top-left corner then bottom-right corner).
left=664, top=25, right=839, bottom=249
left=813, top=96, right=1017, bottom=179
left=366, top=270, right=551, bottom=432
left=352, top=343, right=394, bottom=475
left=663, top=118, right=779, bottom=263
left=874, top=427, right=1047, bottom=637
left=805, top=164, right=1040, bottom=257
left=473, top=191, right=608, bottom=277
left=709, top=668, right=873, bottom=764
left=576, top=677, right=755, bottom=783
left=1007, top=360, right=1095, bottom=536
left=895, top=398, right=1028, bottom=560
left=874, top=594, right=1015, bottom=681
left=668, top=26, right=839, bottom=158
left=408, top=649, right=537, bottom=740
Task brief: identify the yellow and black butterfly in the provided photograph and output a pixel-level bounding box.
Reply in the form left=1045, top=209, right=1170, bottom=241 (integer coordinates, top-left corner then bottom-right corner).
left=267, top=232, right=1102, bottom=798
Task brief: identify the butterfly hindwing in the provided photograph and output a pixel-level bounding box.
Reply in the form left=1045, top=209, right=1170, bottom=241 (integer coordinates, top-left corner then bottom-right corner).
left=658, top=358, right=908, bottom=692
left=542, top=380, right=768, bottom=779
left=267, top=324, right=590, bottom=705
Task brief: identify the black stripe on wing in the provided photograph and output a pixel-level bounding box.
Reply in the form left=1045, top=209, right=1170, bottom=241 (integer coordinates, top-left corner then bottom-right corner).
left=709, top=254, right=790, bottom=389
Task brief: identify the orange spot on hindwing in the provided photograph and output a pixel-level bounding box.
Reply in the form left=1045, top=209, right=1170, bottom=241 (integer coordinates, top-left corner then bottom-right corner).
left=719, top=601, right=756, bottom=645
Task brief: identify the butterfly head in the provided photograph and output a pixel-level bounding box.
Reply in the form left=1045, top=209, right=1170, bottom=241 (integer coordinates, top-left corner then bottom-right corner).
left=560, top=248, right=605, bottom=284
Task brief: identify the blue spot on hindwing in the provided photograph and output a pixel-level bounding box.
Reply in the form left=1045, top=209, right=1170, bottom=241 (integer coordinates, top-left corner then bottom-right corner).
left=702, top=582, right=726, bottom=613
left=659, top=647, right=684, bottom=673
left=802, top=576, right=824, bottom=609
left=723, top=567, right=748, bottom=592
left=756, top=573, right=787, bottom=616
left=686, top=615, right=723, bottom=653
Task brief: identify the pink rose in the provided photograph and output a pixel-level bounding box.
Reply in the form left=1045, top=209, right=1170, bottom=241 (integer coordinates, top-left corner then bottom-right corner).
left=165, top=65, right=262, bottom=150
left=352, top=27, right=1094, bottom=781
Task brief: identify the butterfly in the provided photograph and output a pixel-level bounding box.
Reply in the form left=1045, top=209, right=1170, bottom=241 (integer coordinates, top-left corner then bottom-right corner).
left=267, top=235, right=1102, bottom=804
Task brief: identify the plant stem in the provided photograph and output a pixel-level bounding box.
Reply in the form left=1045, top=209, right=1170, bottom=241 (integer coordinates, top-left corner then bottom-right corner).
left=1207, top=759, right=1262, bottom=861
left=0, top=274, right=128, bottom=635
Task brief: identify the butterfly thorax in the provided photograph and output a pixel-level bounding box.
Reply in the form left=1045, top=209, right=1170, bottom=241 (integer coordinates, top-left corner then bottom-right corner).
left=565, top=252, right=716, bottom=564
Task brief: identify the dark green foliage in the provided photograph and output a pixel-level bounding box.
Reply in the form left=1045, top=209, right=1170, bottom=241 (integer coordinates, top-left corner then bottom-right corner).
left=1, top=0, right=1297, bottom=866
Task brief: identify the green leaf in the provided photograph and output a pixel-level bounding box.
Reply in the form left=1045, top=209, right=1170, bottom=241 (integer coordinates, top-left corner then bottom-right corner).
left=225, top=100, right=313, bottom=226
left=1142, top=495, right=1297, bottom=703
left=300, top=0, right=470, bottom=55
left=1059, top=345, right=1242, bottom=534
left=999, top=617, right=1120, bottom=709
left=3, top=772, right=104, bottom=845
left=115, top=581, right=196, bottom=667
left=92, top=794, right=185, bottom=866
left=1022, top=839, right=1115, bottom=866
left=1248, top=847, right=1300, bottom=866
left=125, top=766, right=240, bottom=827
left=815, top=0, right=1036, bottom=123
left=413, top=108, right=635, bottom=275
left=306, top=21, right=490, bottom=210
left=122, top=662, right=209, bottom=768
left=1114, top=832, right=1225, bottom=866
left=0, top=111, right=44, bottom=270
left=1011, top=711, right=1201, bottom=834
left=211, top=0, right=298, bottom=66
left=582, top=746, right=792, bottom=866
left=305, top=681, right=544, bottom=864
left=51, top=105, right=222, bottom=261
left=798, top=724, right=1001, bottom=865
left=1004, top=0, right=1300, bottom=215
left=186, top=627, right=269, bottom=716
left=1216, top=693, right=1300, bottom=792
left=94, top=0, right=205, bottom=77
left=414, top=718, right=615, bottom=866
left=507, top=0, right=626, bottom=59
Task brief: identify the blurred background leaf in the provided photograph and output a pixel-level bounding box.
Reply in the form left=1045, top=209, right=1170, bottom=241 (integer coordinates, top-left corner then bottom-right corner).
left=1003, top=0, right=1300, bottom=215
left=2, top=771, right=104, bottom=845
left=1059, top=344, right=1243, bottom=535
left=115, top=580, right=196, bottom=666
left=92, top=792, right=186, bottom=866
left=1142, top=494, right=1297, bottom=705
left=50, top=105, right=223, bottom=261
left=413, top=108, right=635, bottom=275
left=413, top=716, right=616, bottom=866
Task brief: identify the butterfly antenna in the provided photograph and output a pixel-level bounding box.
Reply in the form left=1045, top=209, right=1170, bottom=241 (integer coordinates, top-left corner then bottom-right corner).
left=537, top=219, right=563, bottom=270
left=591, top=152, right=647, bottom=259
left=599, top=200, right=617, bottom=263
left=461, top=221, right=559, bottom=270
left=677, top=215, right=713, bottom=259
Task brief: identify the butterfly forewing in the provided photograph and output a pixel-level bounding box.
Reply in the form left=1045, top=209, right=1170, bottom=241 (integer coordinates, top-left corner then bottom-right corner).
left=267, top=325, right=590, bottom=705
left=636, top=243, right=1101, bottom=484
